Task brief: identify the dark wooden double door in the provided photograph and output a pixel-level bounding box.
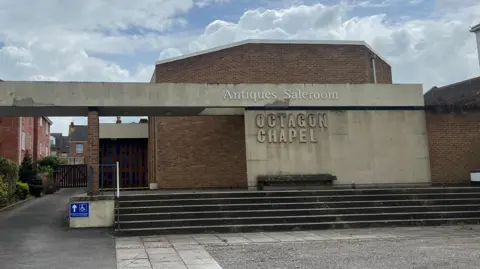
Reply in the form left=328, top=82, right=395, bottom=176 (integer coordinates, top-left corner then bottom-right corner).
left=99, top=139, right=148, bottom=189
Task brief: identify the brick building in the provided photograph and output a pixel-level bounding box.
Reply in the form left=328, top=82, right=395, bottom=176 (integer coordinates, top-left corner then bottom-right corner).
left=68, top=122, right=88, bottom=164
left=424, top=76, right=480, bottom=184
left=146, top=39, right=422, bottom=190
left=0, top=40, right=432, bottom=193
left=423, top=23, right=480, bottom=185
left=0, top=116, right=52, bottom=164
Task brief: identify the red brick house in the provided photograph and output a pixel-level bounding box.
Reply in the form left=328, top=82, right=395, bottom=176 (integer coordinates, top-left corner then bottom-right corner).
left=0, top=116, right=52, bottom=164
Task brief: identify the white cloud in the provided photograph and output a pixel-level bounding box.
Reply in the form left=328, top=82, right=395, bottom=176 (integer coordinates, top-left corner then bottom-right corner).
left=1, top=1, right=480, bottom=135
left=179, top=2, right=480, bottom=89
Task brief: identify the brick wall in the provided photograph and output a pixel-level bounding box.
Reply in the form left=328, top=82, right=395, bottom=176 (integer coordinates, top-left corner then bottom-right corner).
left=156, top=116, right=247, bottom=188
left=155, top=43, right=392, bottom=84
left=36, top=117, right=51, bottom=160
left=0, top=118, right=20, bottom=163
left=426, top=110, right=480, bottom=184
left=20, top=117, right=34, bottom=162
left=152, top=42, right=393, bottom=189
left=68, top=141, right=89, bottom=164
left=87, top=111, right=99, bottom=194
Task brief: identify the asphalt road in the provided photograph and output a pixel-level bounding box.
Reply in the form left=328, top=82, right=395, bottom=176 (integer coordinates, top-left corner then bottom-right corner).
left=0, top=188, right=116, bottom=269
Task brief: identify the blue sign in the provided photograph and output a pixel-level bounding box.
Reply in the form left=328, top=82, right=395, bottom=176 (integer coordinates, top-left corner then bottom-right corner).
left=70, top=202, right=89, bottom=218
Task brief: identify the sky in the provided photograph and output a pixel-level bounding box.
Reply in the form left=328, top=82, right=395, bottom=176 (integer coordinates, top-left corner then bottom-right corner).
left=0, top=0, right=479, bottom=135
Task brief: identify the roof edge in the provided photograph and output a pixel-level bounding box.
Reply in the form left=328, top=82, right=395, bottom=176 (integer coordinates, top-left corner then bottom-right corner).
left=429, top=76, right=480, bottom=91
left=470, top=23, right=480, bottom=33
left=44, top=116, right=52, bottom=125
left=155, top=39, right=391, bottom=67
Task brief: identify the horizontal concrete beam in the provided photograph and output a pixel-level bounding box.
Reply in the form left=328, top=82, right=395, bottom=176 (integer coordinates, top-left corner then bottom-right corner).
left=0, top=81, right=424, bottom=116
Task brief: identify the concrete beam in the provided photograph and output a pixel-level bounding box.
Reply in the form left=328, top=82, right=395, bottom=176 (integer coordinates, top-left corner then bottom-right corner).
left=0, top=81, right=424, bottom=116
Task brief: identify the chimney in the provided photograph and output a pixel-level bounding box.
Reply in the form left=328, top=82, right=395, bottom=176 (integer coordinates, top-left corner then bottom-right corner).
left=116, top=116, right=122, bottom=124
left=471, top=23, right=480, bottom=69
left=68, top=121, right=75, bottom=136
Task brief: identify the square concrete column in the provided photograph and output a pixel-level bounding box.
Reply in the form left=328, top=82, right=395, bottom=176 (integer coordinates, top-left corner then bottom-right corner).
left=87, top=109, right=100, bottom=195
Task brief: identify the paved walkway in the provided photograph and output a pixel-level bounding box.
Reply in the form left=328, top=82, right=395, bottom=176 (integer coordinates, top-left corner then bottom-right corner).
left=115, top=225, right=480, bottom=269
left=0, top=188, right=116, bottom=269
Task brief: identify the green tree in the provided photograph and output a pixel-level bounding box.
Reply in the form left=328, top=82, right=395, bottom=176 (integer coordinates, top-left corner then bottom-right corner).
left=18, top=152, right=43, bottom=197
left=19, top=152, right=36, bottom=185
left=38, top=156, right=59, bottom=172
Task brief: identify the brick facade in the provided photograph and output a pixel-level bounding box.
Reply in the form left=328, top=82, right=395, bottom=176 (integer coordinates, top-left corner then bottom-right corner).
left=0, top=118, right=21, bottom=163
left=426, top=110, right=480, bottom=184
left=68, top=141, right=89, bottom=163
left=151, top=42, right=392, bottom=189
left=37, top=117, right=51, bottom=159
left=156, top=116, right=247, bottom=188
left=87, top=110, right=100, bottom=194
left=0, top=117, right=51, bottom=164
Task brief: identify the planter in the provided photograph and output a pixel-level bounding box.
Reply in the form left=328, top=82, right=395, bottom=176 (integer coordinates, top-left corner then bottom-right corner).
left=149, top=183, right=158, bottom=190
left=29, top=185, right=44, bottom=197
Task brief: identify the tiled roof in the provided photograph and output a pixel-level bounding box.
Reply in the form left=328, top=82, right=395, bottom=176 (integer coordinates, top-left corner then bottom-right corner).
left=69, top=125, right=88, bottom=142
left=424, top=76, right=480, bottom=108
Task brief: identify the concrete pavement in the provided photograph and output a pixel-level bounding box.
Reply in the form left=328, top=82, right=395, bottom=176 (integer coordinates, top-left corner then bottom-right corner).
left=116, top=225, right=480, bottom=269
left=0, top=188, right=116, bottom=269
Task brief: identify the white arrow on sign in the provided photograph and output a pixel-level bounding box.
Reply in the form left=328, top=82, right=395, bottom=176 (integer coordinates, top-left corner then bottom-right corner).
left=72, top=204, right=77, bottom=212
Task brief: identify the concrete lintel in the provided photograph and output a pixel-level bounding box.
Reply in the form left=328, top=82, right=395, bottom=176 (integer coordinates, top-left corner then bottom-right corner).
left=0, top=82, right=424, bottom=116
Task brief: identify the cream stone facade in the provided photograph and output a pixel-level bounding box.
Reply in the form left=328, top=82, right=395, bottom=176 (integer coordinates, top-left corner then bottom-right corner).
left=245, top=110, right=430, bottom=189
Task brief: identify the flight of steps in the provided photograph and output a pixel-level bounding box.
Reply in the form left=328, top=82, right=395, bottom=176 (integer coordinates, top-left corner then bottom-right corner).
left=114, top=187, right=480, bottom=236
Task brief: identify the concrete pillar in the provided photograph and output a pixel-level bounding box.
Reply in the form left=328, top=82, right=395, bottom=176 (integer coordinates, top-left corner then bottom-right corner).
left=147, top=116, right=157, bottom=189
left=87, top=109, right=100, bottom=195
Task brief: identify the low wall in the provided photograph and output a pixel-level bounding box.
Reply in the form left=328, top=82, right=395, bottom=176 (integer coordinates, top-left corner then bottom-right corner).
left=245, top=110, right=431, bottom=189
left=69, top=195, right=115, bottom=228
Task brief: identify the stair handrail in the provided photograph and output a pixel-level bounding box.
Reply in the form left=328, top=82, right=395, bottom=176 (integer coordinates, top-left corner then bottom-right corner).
left=115, top=161, right=121, bottom=231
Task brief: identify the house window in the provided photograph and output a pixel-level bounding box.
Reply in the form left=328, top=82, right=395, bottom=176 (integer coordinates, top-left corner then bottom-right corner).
left=21, top=132, right=26, bottom=150
left=40, top=118, right=42, bottom=127
left=76, top=144, right=83, bottom=153
left=45, top=124, right=48, bottom=135
left=40, top=142, right=43, bottom=156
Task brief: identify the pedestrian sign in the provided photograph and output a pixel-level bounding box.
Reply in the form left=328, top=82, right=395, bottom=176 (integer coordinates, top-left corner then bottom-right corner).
left=70, top=202, right=89, bottom=217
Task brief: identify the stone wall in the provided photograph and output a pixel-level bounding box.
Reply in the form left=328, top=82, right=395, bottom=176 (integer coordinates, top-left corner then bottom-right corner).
left=245, top=110, right=431, bottom=188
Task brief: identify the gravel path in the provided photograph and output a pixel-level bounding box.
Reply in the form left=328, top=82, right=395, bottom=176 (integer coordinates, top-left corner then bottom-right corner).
left=206, top=235, right=480, bottom=269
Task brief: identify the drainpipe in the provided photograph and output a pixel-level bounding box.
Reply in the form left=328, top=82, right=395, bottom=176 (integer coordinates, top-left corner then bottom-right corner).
left=371, top=53, right=377, bottom=84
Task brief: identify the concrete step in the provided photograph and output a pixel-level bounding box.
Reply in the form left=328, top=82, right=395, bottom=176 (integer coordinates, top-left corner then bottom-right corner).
left=118, top=193, right=480, bottom=207
left=117, top=204, right=480, bottom=221
left=117, top=198, right=480, bottom=214
left=115, top=218, right=480, bottom=236
left=115, top=211, right=480, bottom=229
left=118, top=187, right=480, bottom=201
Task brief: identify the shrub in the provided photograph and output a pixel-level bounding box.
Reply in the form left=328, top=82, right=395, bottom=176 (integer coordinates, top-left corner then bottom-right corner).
left=38, top=156, right=59, bottom=172
left=28, top=175, right=44, bottom=197
left=0, top=176, right=7, bottom=206
left=15, top=181, right=29, bottom=200
left=0, top=157, right=19, bottom=203
left=19, top=153, right=36, bottom=185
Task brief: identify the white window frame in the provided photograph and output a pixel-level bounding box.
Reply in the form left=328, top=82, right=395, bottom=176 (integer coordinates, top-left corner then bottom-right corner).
left=21, top=132, right=26, bottom=150
left=39, top=118, right=42, bottom=127
left=45, top=124, right=48, bottom=135
left=75, top=144, right=84, bottom=153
